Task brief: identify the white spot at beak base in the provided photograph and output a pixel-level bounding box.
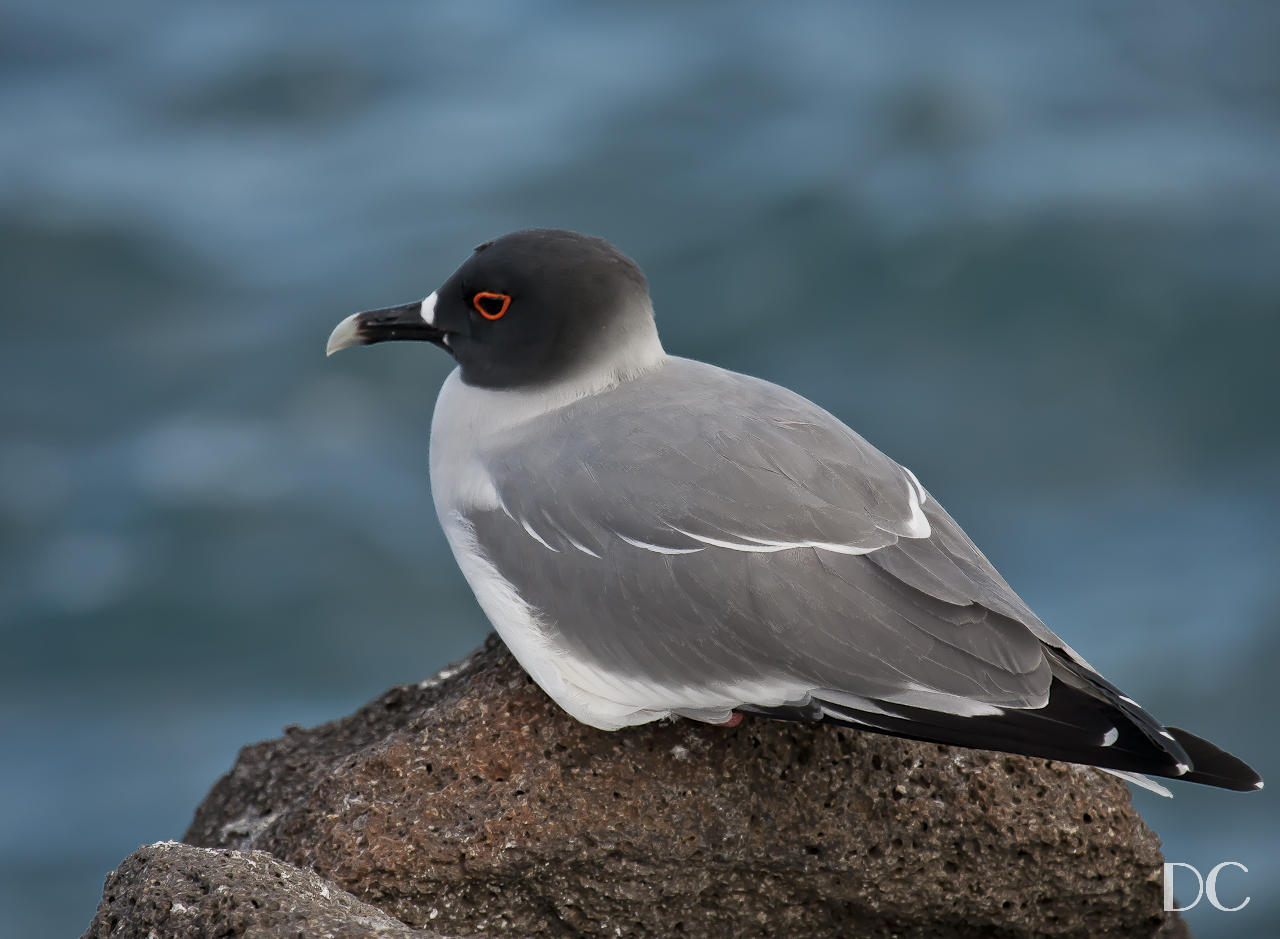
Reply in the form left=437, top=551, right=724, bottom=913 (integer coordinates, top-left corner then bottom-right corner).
left=421, top=291, right=438, bottom=326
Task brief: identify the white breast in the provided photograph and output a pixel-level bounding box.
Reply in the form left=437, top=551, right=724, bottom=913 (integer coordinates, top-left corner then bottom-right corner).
left=429, top=367, right=673, bottom=729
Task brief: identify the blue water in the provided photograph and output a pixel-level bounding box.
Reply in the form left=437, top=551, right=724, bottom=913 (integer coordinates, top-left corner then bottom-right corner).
left=2, top=2, right=1277, bottom=936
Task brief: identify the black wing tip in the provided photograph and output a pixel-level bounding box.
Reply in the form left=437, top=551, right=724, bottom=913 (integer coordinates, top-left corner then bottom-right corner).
left=742, top=700, right=1265, bottom=793
left=1163, top=727, right=1264, bottom=792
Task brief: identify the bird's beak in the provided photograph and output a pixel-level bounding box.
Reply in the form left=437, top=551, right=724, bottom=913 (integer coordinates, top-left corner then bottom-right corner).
left=326, top=295, right=449, bottom=356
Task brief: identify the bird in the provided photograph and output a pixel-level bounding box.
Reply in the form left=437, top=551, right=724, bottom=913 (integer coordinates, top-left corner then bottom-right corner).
left=327, top=228, right=1262, bottom=796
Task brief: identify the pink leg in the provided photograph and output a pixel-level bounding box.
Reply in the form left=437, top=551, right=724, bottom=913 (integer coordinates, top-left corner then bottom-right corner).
left=717, top=712, right=744, bottom=727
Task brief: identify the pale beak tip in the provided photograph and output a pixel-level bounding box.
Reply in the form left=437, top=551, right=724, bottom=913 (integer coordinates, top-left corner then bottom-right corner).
left=326, top=312, right=363, bottom=357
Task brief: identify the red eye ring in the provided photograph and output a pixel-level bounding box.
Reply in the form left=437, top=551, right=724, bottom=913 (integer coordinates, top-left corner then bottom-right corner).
left=472, top=291, right=511, bottom=320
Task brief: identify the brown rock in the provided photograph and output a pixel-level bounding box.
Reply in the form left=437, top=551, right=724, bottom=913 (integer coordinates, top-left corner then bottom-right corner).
left=80, top=840, right=461, bottom=939
left=170, top=635, right=1190, bottom=937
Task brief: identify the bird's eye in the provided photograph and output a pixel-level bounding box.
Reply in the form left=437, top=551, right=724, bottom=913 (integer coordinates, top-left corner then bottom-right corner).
left=472, top=291, right=511, bottom=320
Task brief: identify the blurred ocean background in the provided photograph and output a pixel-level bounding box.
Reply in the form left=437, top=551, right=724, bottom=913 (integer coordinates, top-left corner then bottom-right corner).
left=2, top=1, right=1277, bottom=935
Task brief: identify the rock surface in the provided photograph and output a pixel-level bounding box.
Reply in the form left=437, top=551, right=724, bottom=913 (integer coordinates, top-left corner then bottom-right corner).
left=91, top=635, right=1191, bottom=937
left=81, top=840, right=459, bottom=939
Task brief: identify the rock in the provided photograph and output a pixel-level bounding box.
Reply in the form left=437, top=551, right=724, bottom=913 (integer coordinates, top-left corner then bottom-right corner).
left=165, top=635, right=1190, bottom=937
left=80, top=840, right=460, bottom=939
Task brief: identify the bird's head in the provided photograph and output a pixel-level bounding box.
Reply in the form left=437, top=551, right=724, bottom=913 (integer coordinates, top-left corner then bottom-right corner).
left=327, top=228, right=662, bottom=389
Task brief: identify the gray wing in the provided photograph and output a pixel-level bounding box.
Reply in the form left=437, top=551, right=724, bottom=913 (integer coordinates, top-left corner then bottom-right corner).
left=467, top=358, right=1073, bottom=719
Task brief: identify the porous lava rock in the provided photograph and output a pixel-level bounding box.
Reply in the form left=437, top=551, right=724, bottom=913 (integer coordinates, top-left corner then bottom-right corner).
left=81, top=840, right=460, bottom=939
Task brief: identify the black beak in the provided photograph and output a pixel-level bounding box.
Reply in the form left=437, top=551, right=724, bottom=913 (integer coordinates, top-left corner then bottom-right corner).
left=326, top=299, right=450, bottom=356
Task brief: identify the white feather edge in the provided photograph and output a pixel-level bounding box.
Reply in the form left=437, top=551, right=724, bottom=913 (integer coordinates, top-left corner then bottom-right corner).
left=1098, top=767, right=1173, bottom=798
left=898, top=466, right=932, bottom=538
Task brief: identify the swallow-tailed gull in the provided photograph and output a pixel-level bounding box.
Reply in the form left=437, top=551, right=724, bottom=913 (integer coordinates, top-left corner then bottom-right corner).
left=327, top=228, right=1262, bottom=796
